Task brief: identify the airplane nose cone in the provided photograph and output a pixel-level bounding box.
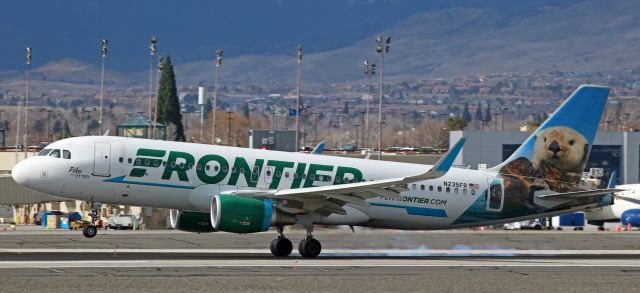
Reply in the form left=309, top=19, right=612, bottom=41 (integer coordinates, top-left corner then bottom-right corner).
left=11, top=160, right=29, bottom=186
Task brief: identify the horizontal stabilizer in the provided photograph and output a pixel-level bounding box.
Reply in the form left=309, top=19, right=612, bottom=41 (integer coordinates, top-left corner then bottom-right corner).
left=536, top=188, right=622, bottom=199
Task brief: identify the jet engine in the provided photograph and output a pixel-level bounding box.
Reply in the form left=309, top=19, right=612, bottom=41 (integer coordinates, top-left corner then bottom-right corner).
left=621, top=209, right=640, bottom=227
left=169, top=209, right=216, bottom=233
left=210, top=194, right=296, bottom=233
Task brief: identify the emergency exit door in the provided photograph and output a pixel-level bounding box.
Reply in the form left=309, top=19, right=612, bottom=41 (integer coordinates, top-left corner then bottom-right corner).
left=93, top=142, right=111, bottom=177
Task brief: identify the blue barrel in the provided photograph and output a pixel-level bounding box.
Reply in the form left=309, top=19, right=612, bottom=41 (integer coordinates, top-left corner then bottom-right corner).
left=621, top=209, right=640, bottom=227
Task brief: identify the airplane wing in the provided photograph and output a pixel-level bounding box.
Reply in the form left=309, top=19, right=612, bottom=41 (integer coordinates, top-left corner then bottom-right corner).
left=265, top=138, right=465, bottom=215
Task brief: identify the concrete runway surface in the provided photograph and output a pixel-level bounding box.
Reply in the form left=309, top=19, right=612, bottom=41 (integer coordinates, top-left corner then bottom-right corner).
left=1, top=229, right=640, bottom=292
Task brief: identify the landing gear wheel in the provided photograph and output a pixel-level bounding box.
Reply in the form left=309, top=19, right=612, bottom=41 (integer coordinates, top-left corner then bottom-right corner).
left=298, top=237, right=321, bottom=258
left=82, top=225, right=97, bottom=238
left=270, top=237, right=293, bottom=257
left=83, top=200, right=101, bottom=238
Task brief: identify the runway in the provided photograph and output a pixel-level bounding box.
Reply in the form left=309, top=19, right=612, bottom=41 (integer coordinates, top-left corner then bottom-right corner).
left=1, top=229, right=640, bottom=292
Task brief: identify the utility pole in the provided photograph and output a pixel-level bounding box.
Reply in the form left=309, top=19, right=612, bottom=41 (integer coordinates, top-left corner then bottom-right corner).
left=147, top=36, right=157, bottom=138
left=295, top=44, right=303, bottom=152
left=376, top=36, right=390, bottom=159
left=99, top=39, right=108, bottom=135
left=211, top=49, right=223, bottom=144
left=313, top=112, right=319, bottom=143
left=226, top=111, right=233, bottom=146
left=363, top=60, right=375, bottom=149
left=198, top=87, right=205, bottom=143
left=402, top=112, right=408, bottom=146
left=152, top=56, right=163, bottom=139
left=355, top=124, right=361, bottom=149
left=44, top=109, right=53, bottom=143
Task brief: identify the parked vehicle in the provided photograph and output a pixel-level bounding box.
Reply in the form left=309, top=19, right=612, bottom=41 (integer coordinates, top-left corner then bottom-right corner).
left=105, top=214, right=138, bottom=230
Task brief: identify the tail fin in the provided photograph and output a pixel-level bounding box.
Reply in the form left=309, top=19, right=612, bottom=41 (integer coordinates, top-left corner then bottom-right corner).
left=493, top=85, right=609, bottom=185
left=607, top=170, right=617, bottom=189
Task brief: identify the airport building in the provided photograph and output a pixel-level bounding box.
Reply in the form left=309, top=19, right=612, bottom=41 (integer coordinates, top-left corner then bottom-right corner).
left=450, top=130, right=638, bottom=185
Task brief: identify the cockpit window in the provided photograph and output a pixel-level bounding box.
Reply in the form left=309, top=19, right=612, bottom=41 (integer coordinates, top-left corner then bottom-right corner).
left=38, top=149, right=52, bottom=156
left=49, top=149, right=61, bottom=158
left=63, top=150, right=71, bottom=159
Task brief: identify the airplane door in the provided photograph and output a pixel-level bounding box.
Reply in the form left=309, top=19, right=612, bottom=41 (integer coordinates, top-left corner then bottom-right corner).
left=93, top=142, right=111, bottom=177
left=486, top=178, right=504, bottom=212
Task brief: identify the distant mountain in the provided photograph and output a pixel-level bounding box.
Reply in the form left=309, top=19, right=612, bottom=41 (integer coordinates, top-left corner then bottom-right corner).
left=172, top=0, right=640, bottom=84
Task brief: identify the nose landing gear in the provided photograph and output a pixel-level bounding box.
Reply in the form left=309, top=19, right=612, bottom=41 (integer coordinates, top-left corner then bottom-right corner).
left=82, top=201, right=101, bottom=238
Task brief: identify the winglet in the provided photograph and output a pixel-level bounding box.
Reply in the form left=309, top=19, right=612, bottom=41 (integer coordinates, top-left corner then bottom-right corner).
left=607, top=170, right=617, bottom=189
left=434, top=138, right=466, bottom=172
left=403, top=138, right=465, bottom=182
left=311, top=141, right=325, bottom=154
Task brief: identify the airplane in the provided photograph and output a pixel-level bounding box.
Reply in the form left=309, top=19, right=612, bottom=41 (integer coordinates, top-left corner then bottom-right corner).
left=12, top=85, right=618, bottom=258
left=585, top=171, right=640, bottom=228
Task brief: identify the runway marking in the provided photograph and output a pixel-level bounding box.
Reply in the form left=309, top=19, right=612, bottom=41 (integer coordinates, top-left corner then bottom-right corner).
left=3, top=248, right=640, bottom=256
left=1, top=259, right=640, bottom=269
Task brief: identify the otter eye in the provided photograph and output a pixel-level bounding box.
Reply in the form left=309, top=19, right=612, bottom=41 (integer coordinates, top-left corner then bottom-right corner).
left=543, top=137, right=547, bottom=142
left=569, top=139, right=575, bottom=145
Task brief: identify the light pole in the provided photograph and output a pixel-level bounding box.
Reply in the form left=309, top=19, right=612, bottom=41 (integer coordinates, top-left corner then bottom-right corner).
left=376, top=36, right=390, bottom=159
left=295, top=44, right=303, bottom=152
left=152, top=56, right=164, bottom=139
left=354, top=124, right=361, bottom=149
left=198, top=87, right=205, bottom=142
left=98, top=39, right=108, bottom=135
left=22, top=47, right=32, bottom=156
left=147, top=36, right=157, bottom=138
left=363, top=60, right=375, bottom=149
left=211, top=49, right=223, bottom=144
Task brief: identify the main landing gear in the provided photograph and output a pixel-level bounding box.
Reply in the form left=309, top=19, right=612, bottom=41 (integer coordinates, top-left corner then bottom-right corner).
left=270, top=225, right=322, bottom=258
left=82, top=201, right=100, bottom=238
left=270, top=226, right=293, bottom=257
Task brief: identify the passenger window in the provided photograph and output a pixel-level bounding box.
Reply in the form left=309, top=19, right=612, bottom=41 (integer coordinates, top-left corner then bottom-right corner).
left=252, top=167, right=259, bottom=175
left=196, top=164, right=202, bottom=171
left=136, top=159, right=142, bottom=165
left=327, top=176, right=332, bottom=182
left=240, top=168, right=245, bottom=174
left=119, top=157, right=124, bottom=163
left=49, top=149, right=61, bottom=158
left=63, top=150, right=71, bottom=159
left=302, top=174, right=307, bottom=179
left=214, top=165, right=219, bottom=171
left=471, top=189, right=476, bottom=196
left=285, top=172, right=290, bottom=178
left=309, top=174, right=314, bottom=180
left=276, top=171, right=281, bottom=178
left=179, top=162, right=185, bottom=169
left=162, top=161, right=166, bottom=167
left=145, top=159, right=151, bottom=166
left=266, top=170, right=272, bottom=176
left=463, top=189, right=468, bottom=195
left=231, top=167, right=236, bottom=173
left=429, top=186, right=434, bottom=191
left=420, top=185, right=425, bottom=190
left=128, top=158, right=132, bottom=164
left=446, top=187, right=450, bottom=193
left=154, top=160, right=160, bottom=167
left=454, top=188, right=459, bottom=194
left=222, top=166, right=228, bottom=172
left=411, top=184, right=416, bottom=190
left=437, top=186, right=442, bottom=192
left=188, top=163, right=193, bottom=169
left=38, top=149, right=52, bottom=156
left=293, top=173, right=298, bottom=179
left=206, top=165, right=210, bottom=171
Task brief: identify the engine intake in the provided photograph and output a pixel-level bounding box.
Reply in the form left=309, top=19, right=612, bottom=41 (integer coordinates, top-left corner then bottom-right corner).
left=169, top=209, right=215, bottom=233
left=210, top=194, right=295, bottom=233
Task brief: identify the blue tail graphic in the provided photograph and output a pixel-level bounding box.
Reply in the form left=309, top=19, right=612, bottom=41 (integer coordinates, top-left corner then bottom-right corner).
left=493, top=85, right=610, bottom=184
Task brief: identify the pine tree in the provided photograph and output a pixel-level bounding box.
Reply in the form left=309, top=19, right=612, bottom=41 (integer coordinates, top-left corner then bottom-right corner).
left=474, top=102, right=483, bottom=122
left=462, top=102, right=472, bottom=123
left=156, top=55, right=185, bottom=141
left=484, top=101, right=492, bottom=123
left=203, top=98, right=213, bottom=116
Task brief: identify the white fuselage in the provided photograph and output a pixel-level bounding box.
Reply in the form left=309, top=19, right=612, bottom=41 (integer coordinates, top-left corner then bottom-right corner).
left=585, top=184, right=640, bottom=221
left=12, top=136, right=603, bottom=230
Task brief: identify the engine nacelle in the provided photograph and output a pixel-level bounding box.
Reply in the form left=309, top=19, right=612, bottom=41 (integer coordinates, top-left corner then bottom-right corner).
left=169, top=209, right=215, bottom=233
left=621, top=209, right=640, bottom=227
left=210, top=194, right=295, bottom=234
